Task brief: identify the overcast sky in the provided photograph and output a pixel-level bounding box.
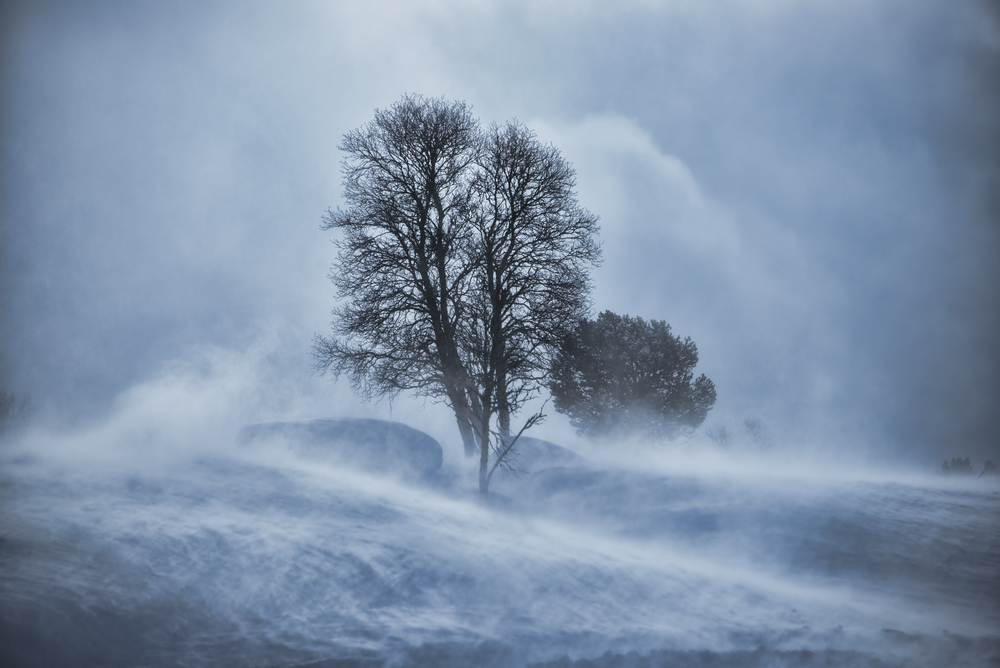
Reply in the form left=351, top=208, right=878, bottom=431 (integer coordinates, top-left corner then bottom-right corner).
left=1, top=0, right=997, bottom=462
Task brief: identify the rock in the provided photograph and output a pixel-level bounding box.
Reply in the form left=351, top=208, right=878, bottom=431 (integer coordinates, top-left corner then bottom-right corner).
left=502, top=436, right=582, bottom=473
left=238, top=418, right=443, bottom=478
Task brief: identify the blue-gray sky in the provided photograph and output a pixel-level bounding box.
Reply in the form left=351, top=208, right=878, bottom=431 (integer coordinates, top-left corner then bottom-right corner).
left=1, top=0, right=997, bottom=461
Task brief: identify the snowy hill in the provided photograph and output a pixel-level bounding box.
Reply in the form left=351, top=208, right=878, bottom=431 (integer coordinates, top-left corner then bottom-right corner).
left=1, top=421, right=997, bottom=667
left=238, top=418, right=444, bottom=479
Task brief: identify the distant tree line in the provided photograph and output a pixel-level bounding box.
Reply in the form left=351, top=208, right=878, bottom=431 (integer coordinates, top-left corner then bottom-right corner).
left=941, top=457, right=996, bottom=477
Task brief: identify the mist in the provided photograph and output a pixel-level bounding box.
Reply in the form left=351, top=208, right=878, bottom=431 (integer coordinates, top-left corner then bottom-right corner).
left=2, top=361, right=998, bottom=666
left=1, top=0, right=999, bottom=666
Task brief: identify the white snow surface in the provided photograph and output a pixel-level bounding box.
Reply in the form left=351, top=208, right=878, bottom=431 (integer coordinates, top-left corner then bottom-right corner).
left=1, top=425, right=998, bottom=667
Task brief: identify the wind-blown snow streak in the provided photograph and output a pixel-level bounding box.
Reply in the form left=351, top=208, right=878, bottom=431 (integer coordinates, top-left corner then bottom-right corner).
left=1, top=430, right=997, bottom=667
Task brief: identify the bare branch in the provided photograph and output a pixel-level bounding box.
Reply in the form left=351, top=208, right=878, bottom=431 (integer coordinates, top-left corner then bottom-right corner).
left=487, top=408, right=546, bottom=484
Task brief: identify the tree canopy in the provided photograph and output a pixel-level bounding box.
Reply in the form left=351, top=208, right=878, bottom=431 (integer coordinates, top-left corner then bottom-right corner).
left=313, top=95, right=600, bottom=496
left=549, top=311, right=716, bottom=441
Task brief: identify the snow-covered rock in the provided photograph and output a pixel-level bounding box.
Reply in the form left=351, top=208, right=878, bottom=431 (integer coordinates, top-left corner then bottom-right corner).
left=2, top=441, right=998, bottom=667
left=238, top=418, right=443, bottom=478
left=504, top=436, right=583, bottom=473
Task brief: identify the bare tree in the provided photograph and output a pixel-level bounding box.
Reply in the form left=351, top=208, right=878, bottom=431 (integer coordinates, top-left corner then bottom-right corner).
left=463, top=121, right=600, bottom=492
left=0, top=390, right=30, bottom=438
left=705, top=424, right=731, bottom=448
left=314, top=98, right=601, bottom=498
left=313, top=95, right=482, bottom=457
left=743, top=417, right=772, bottom=449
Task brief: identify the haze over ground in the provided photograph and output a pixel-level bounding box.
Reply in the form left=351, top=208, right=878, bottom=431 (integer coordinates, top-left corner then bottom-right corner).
left=1, top=0, right=998, bottom=462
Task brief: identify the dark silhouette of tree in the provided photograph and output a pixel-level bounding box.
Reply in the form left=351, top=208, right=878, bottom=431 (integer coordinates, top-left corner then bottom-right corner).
left=705, top=424, right=732, bottom=447
left=463, top=121, right=600, bottom=490
left=743, top=417, right=773, bottom=449
left=0, top=390, right=30, bottom=438
left=941, top=457, right=973, bottom=474
left=313, top=95, right=482, bottom=458
left=314, top=96, right=600, bottom=497
left=549, top=311, right=716, bottom=441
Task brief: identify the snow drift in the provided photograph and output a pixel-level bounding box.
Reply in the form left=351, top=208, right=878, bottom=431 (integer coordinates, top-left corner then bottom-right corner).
left=1, top=418, right=997, bottom=667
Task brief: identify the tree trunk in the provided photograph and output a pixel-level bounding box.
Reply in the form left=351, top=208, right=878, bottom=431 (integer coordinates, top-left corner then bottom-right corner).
left=479, top=441, right=489, bottom=498
left=445, top=385, right=480, bottom=458
left=470, top=391, right=491, bottom=498
left=497, top=372, right=511, bottom=442
left=494, top=326, right=511, bottom=448
left=439, top=329, right=480, bottom=458
left=454, top=412, right=479, bottom=458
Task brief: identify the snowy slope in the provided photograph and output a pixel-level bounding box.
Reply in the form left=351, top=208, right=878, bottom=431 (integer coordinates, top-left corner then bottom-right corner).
left=1, top=426, right=997, bottom=667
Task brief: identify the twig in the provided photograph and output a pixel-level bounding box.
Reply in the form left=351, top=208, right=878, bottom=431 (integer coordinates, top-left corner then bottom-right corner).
left=487, top=409, right=546, bottom=484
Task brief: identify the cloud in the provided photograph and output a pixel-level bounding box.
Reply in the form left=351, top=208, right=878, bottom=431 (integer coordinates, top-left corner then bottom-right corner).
left=1, top=0, right=996, bottom=460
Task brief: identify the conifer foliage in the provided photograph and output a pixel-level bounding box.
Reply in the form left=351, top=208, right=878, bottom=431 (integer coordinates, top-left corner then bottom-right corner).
left=549, top=311, right=716, bottom=440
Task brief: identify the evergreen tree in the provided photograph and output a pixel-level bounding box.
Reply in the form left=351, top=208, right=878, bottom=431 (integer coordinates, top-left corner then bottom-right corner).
left=549, top=311, right=715, bottom=440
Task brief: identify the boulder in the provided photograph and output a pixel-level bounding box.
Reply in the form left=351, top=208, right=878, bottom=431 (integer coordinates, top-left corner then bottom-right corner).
left=238, top=418, right=443, bottom=478
left=503, top=436, right=582, bottom=473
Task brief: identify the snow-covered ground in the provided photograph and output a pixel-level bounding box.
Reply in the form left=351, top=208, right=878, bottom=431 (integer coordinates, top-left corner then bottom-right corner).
left=1, top=426, right=997, bottom=667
